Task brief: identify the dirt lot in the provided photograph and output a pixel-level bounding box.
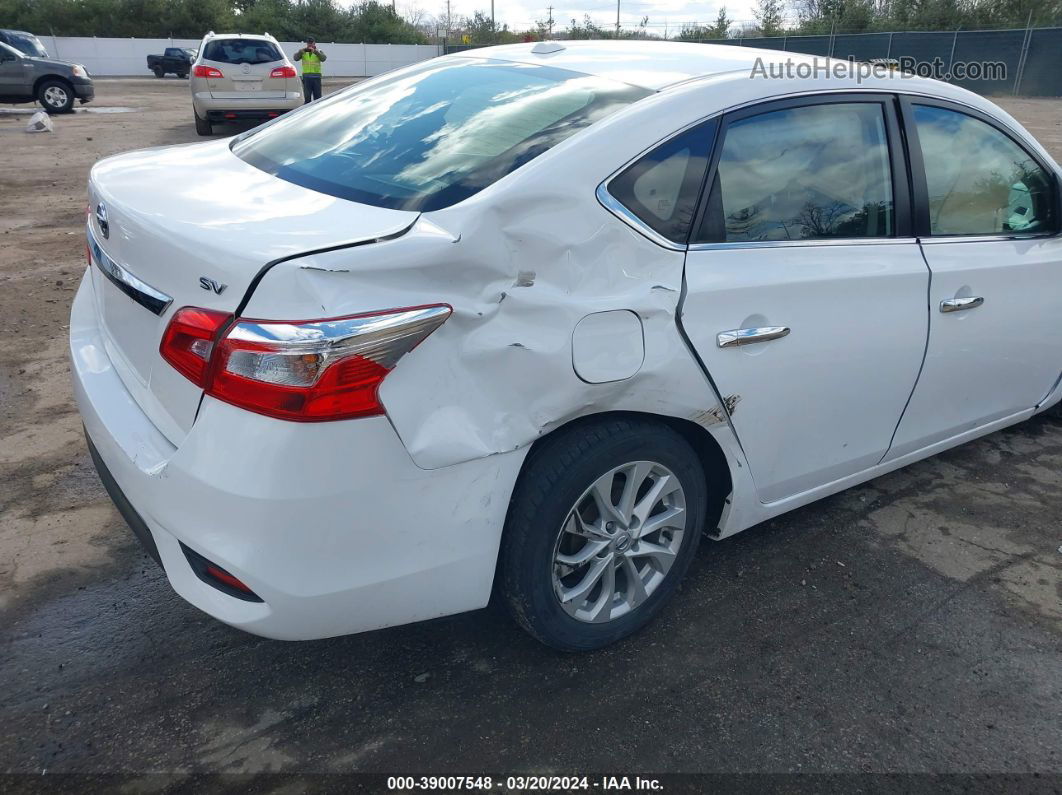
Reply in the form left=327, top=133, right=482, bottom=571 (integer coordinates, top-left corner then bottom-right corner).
left=1, top=79, right=1061, bottom=779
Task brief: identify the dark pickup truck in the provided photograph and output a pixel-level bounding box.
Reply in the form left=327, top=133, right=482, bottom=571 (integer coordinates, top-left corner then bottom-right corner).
left=0, top=39, right=94, bottom=112
left=146, top=47, right=195, bottom=78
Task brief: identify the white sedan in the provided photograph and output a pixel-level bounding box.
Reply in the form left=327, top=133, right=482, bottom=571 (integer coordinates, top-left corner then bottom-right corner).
left=71, top=41, right=1062, bottom=651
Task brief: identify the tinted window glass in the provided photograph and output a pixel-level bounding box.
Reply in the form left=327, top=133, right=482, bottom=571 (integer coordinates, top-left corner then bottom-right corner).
left=914, top=104, right=1056, bottom=236
left=608, top=121, right=716, bottom=243
left=203, top=39, right=282, bottom=65
left=233, top=58, right=649, bottom=212
left=697, top=103, right=894, bottom=243
left=5, top=31, right=47, bottom=58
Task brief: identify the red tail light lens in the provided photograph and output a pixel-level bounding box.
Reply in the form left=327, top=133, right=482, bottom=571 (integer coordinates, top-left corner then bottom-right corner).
left=160, top=305, right=451, bottom=421
left=270, top=65, right=297, bottom=78
left=193, top=65, right=223, bottom=78
left=159, top=307, right=232, bottom=386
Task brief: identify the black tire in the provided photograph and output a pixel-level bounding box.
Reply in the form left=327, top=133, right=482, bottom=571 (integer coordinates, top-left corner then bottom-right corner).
left=37, top=79, right=75, bottom=114
left=194, top=113, right=212, bottom=136
left=153, top=67, right=164, bottom=78
left=499, top=418, right=707, bottom=652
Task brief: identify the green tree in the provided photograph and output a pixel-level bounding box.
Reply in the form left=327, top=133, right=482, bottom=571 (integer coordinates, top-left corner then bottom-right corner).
left=565, top=13, right=610, bottom=38
left=463, top=10, right=495, bottom=42
left=348, top=1, right=427, bottom=43
left=679, top=6, right=733, bottom=39
left=711, top=6, right=734, bottom=36
left=754, top=0, right=786, bottom=35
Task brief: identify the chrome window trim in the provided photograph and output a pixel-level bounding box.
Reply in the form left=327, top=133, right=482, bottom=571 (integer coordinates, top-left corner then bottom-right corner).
left=688, top=237, right=918, bottom=252
left=668, top=83, right=1031, bottom=144
left=87, top=225, right=173, bottom=316
left=920, top=233, right=1061, bottom=245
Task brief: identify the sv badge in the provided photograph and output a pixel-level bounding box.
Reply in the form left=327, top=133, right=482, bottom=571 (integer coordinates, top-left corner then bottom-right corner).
left=199, top=276, right=227, bottom=295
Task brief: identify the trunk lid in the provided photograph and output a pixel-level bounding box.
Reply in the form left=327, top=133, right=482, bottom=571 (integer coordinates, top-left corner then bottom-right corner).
left=87, top=139, right=417, bottom=444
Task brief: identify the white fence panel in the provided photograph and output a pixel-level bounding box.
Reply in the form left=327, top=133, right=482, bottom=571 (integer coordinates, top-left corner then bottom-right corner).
left=43, top=36, right=441, bottom=77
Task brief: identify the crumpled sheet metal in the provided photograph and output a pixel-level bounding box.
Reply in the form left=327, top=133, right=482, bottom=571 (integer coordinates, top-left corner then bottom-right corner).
left=240, top=90, right=735, bottom=472
left=244, top=212, right=725, bottom=471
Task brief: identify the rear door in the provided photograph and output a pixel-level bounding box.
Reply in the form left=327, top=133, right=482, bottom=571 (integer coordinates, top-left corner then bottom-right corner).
left=679, top=95, right=930, bottom=503
left=201, top=38, right=287, bottom=99
left=884, top=98, right=1062, bottom=460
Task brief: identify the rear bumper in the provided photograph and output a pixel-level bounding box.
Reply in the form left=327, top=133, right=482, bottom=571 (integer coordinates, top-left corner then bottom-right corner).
left=70, top=269, right=527, bottom=640
left=85, top=430, right=161, bottom=566
left=192, top=92, right=301, bottom=118
left=205, top=108, right=290, bottom=122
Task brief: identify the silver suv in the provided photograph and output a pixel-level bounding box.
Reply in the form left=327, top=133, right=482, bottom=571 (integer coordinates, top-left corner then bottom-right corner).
left=190, top=32, right=301, bottom=135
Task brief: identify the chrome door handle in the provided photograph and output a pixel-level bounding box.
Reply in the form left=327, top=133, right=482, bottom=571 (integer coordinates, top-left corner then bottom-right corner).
left=717, top=326, right=790, bottom=348
left=940, top=296, right=984, bottom=313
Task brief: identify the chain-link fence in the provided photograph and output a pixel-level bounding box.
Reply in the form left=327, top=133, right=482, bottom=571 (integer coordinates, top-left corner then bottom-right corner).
left=683, top=27, right=1062, bottom=96
left=445, top=27, right=1062, bottom=96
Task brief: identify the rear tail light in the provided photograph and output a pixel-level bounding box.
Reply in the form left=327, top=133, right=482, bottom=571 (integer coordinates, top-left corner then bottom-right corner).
left=159, top=307, right=231, bottom=386
left=193, top=65, right=224, bottom=78
left=270, top=65, right=297, bottom=78
left=160, top=304, right=451, bottom=421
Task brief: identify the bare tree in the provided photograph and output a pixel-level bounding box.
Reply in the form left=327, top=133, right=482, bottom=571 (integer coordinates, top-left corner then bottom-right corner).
left=401, top=1, right=426, bottom=27
left=437, top=0, right=455, bottom=37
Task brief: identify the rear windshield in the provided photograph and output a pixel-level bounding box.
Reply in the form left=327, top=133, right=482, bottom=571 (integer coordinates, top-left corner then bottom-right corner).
left=231, top=58, right=650, bottom=212
left=203, top=39, right=282, bottom=65
left=5, top=31, right=47, bottom=58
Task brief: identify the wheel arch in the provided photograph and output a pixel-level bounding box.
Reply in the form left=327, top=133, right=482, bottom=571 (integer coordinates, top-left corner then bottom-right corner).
left=33, top=73, right=74, bottom=98
left=518, top=409, right=734, bottom=537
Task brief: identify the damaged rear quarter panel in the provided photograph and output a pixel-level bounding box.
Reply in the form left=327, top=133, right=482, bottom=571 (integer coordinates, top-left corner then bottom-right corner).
left=239, top=90, right=730, bottom=471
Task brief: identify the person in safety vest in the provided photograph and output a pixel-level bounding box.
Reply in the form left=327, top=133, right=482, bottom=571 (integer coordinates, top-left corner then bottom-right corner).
left=292, top=37, right=327, bottom=103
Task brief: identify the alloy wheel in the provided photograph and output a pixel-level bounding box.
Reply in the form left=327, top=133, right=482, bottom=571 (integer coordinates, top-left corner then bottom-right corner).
left=43, top=85, right=69, bottom=109
left=551, top=460, right=686, bottom=623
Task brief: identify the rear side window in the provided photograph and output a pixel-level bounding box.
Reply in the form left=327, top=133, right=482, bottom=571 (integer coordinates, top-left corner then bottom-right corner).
left=203, top=39, right=282, bottom=65
left=913, top=104, right=1056, bottom=236
left=607, top=121, right=717, bottom=244
left=696, top=102, right=894, bottom=243
left=232, top=58, right=649, bottom=212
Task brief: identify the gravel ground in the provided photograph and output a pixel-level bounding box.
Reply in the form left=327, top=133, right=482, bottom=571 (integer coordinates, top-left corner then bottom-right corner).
left=0, top=79, right=1060, bottom=779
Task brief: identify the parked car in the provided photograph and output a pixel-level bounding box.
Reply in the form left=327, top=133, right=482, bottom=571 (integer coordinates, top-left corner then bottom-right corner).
left=147, top=47, right=196, bottom=78
left=72, top=41, right=1062, bottom=651
left=189, top=31, right=300, bottom=135
left=0, top=40, right=93, bottom=113
left=0, top=29, right=49, bottom=58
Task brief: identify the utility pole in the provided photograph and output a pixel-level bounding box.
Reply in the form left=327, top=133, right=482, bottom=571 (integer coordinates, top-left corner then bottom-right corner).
left=547, top=4, right=554, bottom=36
left=491, top=0, right=495, bottom=41
left=616, top=0, right=620, bottom=36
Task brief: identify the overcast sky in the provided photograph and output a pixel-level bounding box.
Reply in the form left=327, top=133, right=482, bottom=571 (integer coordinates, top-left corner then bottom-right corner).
left=406, top=0, right=761, bottom=35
